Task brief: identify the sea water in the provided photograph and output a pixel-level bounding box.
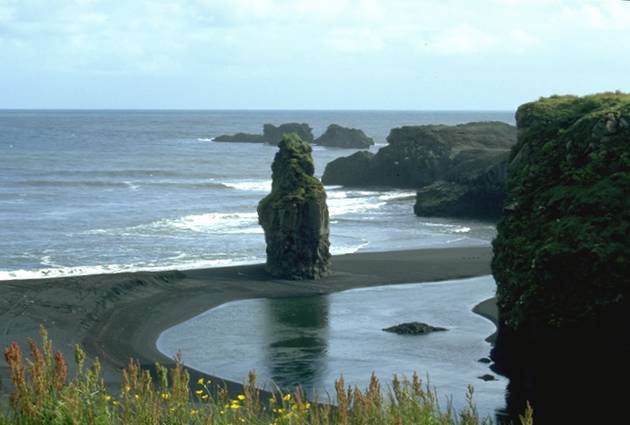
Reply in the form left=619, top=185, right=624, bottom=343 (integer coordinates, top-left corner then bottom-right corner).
left=0, top=110, right=512, bottom=280
left=157, top=276, right=506, bottom=420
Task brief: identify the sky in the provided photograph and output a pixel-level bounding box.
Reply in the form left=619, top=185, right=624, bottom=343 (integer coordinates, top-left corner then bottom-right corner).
left=0, top=0, right=629, bottom=110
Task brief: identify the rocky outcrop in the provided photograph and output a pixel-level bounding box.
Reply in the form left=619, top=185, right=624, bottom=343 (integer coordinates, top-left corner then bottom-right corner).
left=491, top=93, right=630, bottom=424
left=318, top=151, right=375, bottom=186
left=323, top=122, right=515, bottom=188
left=214, top=132, right=266, bottom=143
left=257, top=134, right=331, bottom=279
left=383, top=322, right=447, bottom=335
left=213, top=123, right=314, bottom=145
left=322, top=121, right=516, bottom=219
left=314, top=124, right=374, bottom=148
left=414, top=152, right=509, bottom=219
left=263, top=123, right=314, bottom=145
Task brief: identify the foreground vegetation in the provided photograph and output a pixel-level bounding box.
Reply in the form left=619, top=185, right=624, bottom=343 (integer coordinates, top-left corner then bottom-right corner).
left=1, top=328, right=533, bottom=425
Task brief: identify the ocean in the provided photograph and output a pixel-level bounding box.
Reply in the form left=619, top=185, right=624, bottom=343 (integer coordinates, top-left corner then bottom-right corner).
left=0, top=110, right=514, bottom=280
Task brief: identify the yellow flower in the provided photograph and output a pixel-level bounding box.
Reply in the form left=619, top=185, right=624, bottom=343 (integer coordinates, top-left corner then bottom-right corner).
left=230, top=403, right=240, bottom=410
left=134, top=394, right=140, bottom=400
left=112, top=400, right=120, bottom=406
left=195, top=390, right=204, bottom=395
left=197, top=377, right=204, bottom=385
left=237, top=394, right=246, bottom=401
left=190, top=409, right=198, bottom=416
left=304, top=402, right=311, bottom=410
left=103, top=395, right=112, bottom=402
left=282, top=394, right=291, bottom=401
left=161, top=392, right=170, bottom=400
left=124, top=385, right=131, bottom=393
left=201, top=394, right=209, bottom=400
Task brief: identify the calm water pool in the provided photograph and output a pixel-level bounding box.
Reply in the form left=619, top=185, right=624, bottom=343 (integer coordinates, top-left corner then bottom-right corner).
left=158, top=275, right=506, bottom=419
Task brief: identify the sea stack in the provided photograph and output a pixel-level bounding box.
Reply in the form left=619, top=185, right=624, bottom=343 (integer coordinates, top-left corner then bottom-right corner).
left=257, top=133, right=331, bottom=279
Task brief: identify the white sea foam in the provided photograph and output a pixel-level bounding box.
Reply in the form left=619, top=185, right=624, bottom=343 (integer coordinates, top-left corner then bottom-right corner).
left=222, top=180, right=272, bottom=192
left=197, top=137, right=214, bottom=142
left=0, top=255, right=264, bottom=281
left=168, top=212, right=262, bottom=234
left=378, top=191, right=416, bottom=201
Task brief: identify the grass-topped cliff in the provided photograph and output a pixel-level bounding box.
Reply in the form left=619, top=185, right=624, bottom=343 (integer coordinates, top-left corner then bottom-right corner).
left=493, top=92, right=630, bottom=331
left=491, top=92, right=630, bottom=423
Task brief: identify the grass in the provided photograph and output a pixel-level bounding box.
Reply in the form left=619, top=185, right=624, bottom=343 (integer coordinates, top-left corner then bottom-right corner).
left=1, top=327, right=533, bottom=425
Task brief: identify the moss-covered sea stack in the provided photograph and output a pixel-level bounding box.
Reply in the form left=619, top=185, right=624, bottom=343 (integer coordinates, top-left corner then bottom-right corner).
left=258, top=134, right=331, bottom=279
left=491, top=93, right=630, bottom=423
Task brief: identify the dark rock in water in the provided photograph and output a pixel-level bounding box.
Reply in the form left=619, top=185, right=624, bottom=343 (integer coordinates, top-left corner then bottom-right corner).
left=320, top=151, right=375, bottom=186
left=478, top=357, right=492, bottom=364
left=314, top=124, right=374, bottom=148
left=263, top=123, right=314, bottom=145
left=322, top=121, right=515, bottom=220
left=214, top=133, right=266, bottom=143
left=491, top=92, right=630, bottom=424
left=413, top=154, right=508, bottom=220
left=257, top=134, right=331, bottom=279
left=382, top=321, right=448, bottom=335
left=478, top=374, right=496, bottom=381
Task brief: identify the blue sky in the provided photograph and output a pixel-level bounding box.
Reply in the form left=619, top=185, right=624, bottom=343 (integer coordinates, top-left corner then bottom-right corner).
left=1, top=0, right=629, bottom=110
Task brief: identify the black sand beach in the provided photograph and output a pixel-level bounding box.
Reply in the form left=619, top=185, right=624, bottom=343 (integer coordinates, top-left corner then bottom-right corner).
left=0, top=246, right=496, bottom=396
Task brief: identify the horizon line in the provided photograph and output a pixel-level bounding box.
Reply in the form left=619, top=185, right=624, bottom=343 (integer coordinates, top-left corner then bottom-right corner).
left=0, top=108, right=516, bottom=112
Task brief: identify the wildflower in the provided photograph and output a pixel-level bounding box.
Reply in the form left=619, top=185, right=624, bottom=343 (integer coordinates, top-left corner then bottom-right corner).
left=161, top=392, right=170, bottom=400
left=230, top=403, right=240, bottom=410
left=283, top=394, right=291, bottom=401
left=237, top=394, right=246, bottom=401
left=112, top=401, right=120, bottom=406
left=190, top=409, right=199, bottom=416
left=304, top=402, right=311, bottom=410
left=201, top=394, right=209, bottom=400
left=197, top=377, right=204, bottom=385
left=124, top=385, right=131, bottom=393
left=103, top=394, right=112, bottom=402
left=195, top=389, right=204, bottom=395
left=134, top=394, right=140, bottom=400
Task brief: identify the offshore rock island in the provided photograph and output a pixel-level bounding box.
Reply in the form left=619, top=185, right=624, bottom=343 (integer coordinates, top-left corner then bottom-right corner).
left=322, top=121, right=516, bottom=220
left=214, top=123, right=374, bottom=148
left=257, top=134, right=331, bottom=279
left=314, top=123, right=375, bottom=148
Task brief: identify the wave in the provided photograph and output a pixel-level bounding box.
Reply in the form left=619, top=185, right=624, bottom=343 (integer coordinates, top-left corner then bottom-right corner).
left=197, top=137, right=215, bottom=142
left=420, top=221, right=472, bottom=234
left=86, top=212, right=262, bottom=236
left=0, top=255, right=264, bottom=281
left=17, top=179, right=230, bottom=191
left=222, top=180, right=272, bottom=192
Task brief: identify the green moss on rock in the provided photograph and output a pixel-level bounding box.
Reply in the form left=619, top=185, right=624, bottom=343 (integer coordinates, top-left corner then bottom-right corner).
left=493, top=92, right=630, bottom=331
left=258, top=134, right=331, bottom=279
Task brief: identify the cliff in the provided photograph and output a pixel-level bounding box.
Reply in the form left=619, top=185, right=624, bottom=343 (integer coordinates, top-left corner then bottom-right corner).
left=257, top=134, right=331, bottom=279
left=490, top=93, right=630, bottom=423
left=314, top=124, right=374, bottom=148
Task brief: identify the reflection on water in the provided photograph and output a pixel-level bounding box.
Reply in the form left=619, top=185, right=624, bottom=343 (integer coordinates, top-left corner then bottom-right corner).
left=157, top=276, right=506, bottom=419
left=263, top=296, right=329, bottom=393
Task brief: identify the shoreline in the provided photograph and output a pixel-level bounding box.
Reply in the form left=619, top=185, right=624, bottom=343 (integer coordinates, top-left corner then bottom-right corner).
left=0, top=246, right=496, bottom=396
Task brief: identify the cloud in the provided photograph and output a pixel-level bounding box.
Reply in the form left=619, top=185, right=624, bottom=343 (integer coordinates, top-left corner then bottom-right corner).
left=0, top=0, right=628, bottom=108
